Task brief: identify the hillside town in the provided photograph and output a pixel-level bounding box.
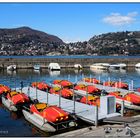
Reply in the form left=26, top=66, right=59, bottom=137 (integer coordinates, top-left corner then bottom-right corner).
left=0, top=27, right=140, bottom=56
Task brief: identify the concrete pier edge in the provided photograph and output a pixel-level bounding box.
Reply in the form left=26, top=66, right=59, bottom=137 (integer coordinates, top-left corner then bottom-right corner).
left=0, top=57, right=139, bottom=69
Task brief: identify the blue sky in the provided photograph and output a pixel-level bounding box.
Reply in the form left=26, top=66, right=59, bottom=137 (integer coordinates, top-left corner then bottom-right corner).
left=0, top=3, right=140, bottom=42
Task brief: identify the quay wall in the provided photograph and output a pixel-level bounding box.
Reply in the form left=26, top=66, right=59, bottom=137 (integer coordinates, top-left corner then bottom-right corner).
left=0, top=57, right=140, bottom=69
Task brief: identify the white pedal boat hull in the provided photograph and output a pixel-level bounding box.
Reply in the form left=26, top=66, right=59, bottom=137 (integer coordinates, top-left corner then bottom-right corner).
left=2, top=96, right=17, bottom=111
left=116, top=98, right=140, bottom=110
left=22, top=109, right=56, bottom=132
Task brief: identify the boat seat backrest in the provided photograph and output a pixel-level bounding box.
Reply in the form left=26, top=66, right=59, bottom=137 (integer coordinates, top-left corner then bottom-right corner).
left=35, top=103, right=48, bottom=111
left=53, top=86, right=61, bottom=91
left=79, top=84, right=86, bottom=88
left=9, top=91, right=18, bottom=97
left=0, top=84, right=3, bottom=87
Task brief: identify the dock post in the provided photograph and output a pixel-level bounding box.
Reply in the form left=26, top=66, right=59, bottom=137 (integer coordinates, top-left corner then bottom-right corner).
left=35, top=85, right=38, bottom=100
left=95, top=105, right=98, bottom=127
left=82, top=73, right=84, bottom=80
left=86, top=86, right=88, bottom=104
left=75, top=75, right=78, bottom=83
left=128, top=83, right=131, bottom=91
left=115, top=82, right=117, bottom=91
left=46, top=88, right=49, bottom=104
left=20, top=81, right=23, bottom=93
left=68, top=74, right=70, bottom=81
left=27, top=84, right=30, bottom=96
left=15, top=78, right=16, bottom=90
left=131, top=80, right=134, bottom=91
left=121, top=100, right=124, bottom=116
left=73, top=85, right=75, bottom=114
left=103, top=81, right=105, bottom=90
left=90, top=74, right=92, bottom=83
left=98, top=76, right=101, bottom=84
left=108, top=77, right=110, bottom=83
left=119, top=78, right=121, bottom=89
left=59, top=86, right=62, bottom=107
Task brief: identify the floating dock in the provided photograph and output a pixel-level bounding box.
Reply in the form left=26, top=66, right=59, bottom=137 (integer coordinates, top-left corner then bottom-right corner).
left=51, top=82, right=140, bottom=110
left=16, top=87, right=120, bottom=125
left=78, top=81, right=140, bottom=95
left=76, top=81, right=140, bottom=110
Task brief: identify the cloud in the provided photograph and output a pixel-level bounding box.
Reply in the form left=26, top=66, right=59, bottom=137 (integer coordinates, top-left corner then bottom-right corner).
left=103, top=12, right=138, bottom=26
left=63, top=37, right=83, bottom=43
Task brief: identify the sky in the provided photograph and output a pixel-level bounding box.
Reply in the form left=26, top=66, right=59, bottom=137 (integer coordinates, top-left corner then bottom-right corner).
left=0, top=3, right=140, bottom=42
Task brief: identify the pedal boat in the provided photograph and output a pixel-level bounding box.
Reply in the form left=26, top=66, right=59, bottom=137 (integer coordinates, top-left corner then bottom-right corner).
left=31, top=82, right=50, bottom=91
left=22, top=103, right=74, bottom=132
left=0, top=84, right=11, bottom=96
left=2, top=91, right=30, bottom=111
left=83, top=78, right=100, bottom=84
left=53, top=80, right=73, bottom=88
left=109, top=91, right=140, bottom=110
left=74, top=84, right=101, bottom=94
left=49, top=86, right=73, bottom=99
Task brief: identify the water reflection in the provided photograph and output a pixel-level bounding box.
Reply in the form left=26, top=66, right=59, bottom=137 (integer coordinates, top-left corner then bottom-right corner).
left=74, top=69, right=82, bottom=74
left=1, top=68, right=140, bottom=136
left=109, top=68, right=127, bottom=74
left=7, top=70, right=17, bottom=76
left=90, top=68, right=109, bottom=76
left=120, top=69, right=126, bottom=74
left=135, top=68, right=140, bottom=75
left=34, top=70, right=40, bottom=75
left=10, top=111, right=22, bottom=120
left=49, top=70, right=60, bottom=77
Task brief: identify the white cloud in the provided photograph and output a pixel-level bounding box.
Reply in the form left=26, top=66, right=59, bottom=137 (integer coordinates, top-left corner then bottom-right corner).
left=103, top=12, right=138, bottom=26
left=63, top=37, right=83, bottom=43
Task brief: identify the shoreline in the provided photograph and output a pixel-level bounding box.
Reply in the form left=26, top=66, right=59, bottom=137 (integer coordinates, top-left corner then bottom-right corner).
left=0, top=57, right=140, bottom=69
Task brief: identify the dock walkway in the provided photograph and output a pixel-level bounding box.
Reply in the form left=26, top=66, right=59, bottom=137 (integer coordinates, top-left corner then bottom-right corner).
left=16, top=87, right=120, bottom=124
left=77, top=81, right=140, bottom=96
left=75, top=81, right=140, bottom=110
left=53, top=115, right=140, bottom=137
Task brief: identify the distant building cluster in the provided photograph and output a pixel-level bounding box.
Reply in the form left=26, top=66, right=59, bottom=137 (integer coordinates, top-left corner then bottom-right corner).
left=0, top=28, right=140, bottom=56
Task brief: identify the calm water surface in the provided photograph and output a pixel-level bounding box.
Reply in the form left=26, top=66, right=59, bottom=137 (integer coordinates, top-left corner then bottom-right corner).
left=0, top=68, right=140, bottom=137
left=0, top=55, right=140, bottom=59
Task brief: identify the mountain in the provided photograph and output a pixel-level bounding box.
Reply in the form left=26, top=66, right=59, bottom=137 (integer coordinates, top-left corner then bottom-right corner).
left=0, top=27, right=140, bottom=56
left=88, top=31, right=140, bottom=55
left=0, top=26, right=63, bottom=43
left=0, top=27, right=64, bottom=55
left=66, top=31, right=140, bottom=55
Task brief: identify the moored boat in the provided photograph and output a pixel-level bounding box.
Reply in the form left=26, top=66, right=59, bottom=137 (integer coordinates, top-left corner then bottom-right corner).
left=31, top=82, right=50, bottom=91
left=90, top=63, right=110, bottom=70
left=83, top=78, right=100, bottom=84
left=103, top=81, right=115, bottom=87
left=53, top=80, right=73, bottom=88
left=7, top=65, right=16, bottom=71
left=124, top=92, right=140, bottom=105
left=109, top=63, right=126, bottom=70
left=49, top=86, right=73, bottom=99
left=103, top=81, right=128, bottom=89
left=109, top=91, right=140, bottom=110
left=22, top=102, right=76, bottom=132
left=74, top=84, right=101, bottom=94
left=0, top=84, right=11, bottom=96
left=2, top=91, right=30, bottom=111
left=113, top=82, right=128, bottom=89
left=74, top=64, right=82, bottom=70
left=80, top=94, right=121, bottom=111
left=33, top=64, right=40, bottom=70
left=48, top=63, right=61, bottom=71
left=80, top=95, right=100, bottom=106
left=135, top=63, right=140, bottom=69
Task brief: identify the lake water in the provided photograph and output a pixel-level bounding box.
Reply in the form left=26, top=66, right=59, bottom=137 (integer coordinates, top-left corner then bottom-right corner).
left=0, top=55, right=140, bottom=59
left=0, top=68, right=140, bottom=137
